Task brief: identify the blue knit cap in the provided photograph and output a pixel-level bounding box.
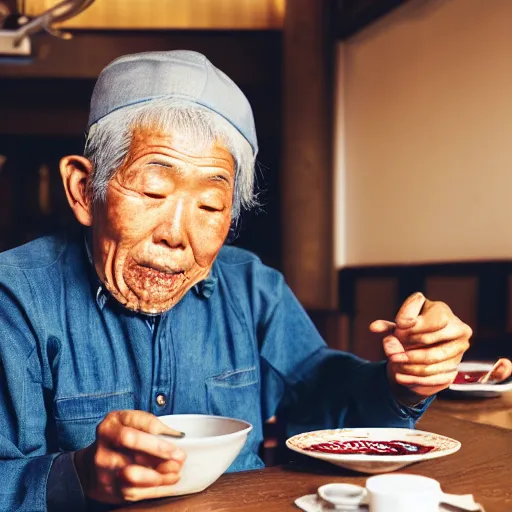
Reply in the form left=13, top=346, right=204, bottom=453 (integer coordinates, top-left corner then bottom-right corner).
left=87, top=50, right=258, bottom=155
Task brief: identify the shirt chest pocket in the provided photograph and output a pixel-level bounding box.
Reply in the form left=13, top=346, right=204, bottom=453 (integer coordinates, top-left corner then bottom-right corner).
left=206, top=366, right=259, bottom=420
left=205, top=367, right=264, bottom=470
left=53, top=391, right=135, bottom=452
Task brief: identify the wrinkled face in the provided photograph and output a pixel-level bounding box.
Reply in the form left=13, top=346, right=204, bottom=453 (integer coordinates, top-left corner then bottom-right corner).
left=92, top=128, right=234, bottom=314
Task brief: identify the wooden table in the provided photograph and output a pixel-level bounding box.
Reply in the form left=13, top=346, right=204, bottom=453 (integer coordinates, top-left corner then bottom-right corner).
left=432, top=391, right=512, bottom=430
left=117, top=409, right=512, bottom=512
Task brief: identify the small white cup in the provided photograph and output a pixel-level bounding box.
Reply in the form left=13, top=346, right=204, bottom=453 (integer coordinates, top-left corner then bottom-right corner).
left=366, top=473, right=441, bottom=512
left=317, top=483, right=366, bottom=510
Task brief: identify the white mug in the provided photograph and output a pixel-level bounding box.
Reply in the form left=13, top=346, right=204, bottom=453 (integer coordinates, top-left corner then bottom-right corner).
left=366, top=473, right=442, bottom=512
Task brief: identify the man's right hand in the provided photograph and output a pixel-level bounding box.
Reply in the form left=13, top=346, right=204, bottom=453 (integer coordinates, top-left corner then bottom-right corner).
left=74, top=410, right=186, bottom=504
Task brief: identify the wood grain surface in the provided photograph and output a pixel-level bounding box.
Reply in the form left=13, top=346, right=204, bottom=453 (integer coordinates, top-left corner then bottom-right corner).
left=432, top=391, right=512, bottom=430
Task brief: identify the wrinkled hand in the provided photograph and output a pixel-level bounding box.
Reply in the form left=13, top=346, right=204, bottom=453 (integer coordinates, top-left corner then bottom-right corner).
left=74, top=410, right=186, bottom=504
left=483, top=358, right=512, bottom=383
left=370, top=292, right=472, bottom=403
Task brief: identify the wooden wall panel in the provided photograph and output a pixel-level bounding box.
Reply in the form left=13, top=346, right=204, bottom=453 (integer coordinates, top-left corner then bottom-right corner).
left=308, top=310, right=351, bottom=352
left=339, top=263, right=512, bottom=360
left=352, top=277, right=398, bottom=361
left=23, top=0, right=285, bottom=29
left=425, top=276, right=478, bottom=330
left=281, top=0, right=336, bottom=309
left=0, top=31, right=280, bottom=80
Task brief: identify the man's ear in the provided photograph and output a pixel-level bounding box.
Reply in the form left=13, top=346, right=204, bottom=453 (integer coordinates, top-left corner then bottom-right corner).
left=60, top=155, right=93, bottom=226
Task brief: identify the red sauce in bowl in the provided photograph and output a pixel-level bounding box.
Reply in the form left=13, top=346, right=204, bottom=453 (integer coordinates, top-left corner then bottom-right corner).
left=453, top=371, right=487, bottom=384
left=305, top=439, right=434, bottom=455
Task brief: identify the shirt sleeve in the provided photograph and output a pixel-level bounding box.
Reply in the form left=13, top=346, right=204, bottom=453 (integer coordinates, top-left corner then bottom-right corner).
left=0, top=280, right=85, bottom=511
left=257, top=276, right=433, bottom=436
left=46, top=453, right=86, bottom=512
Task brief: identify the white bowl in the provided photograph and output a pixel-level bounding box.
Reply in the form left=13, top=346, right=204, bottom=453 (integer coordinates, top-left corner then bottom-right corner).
left=157, top=414, right=252, bottom=495
left=286, top=427, right=460, bottom=474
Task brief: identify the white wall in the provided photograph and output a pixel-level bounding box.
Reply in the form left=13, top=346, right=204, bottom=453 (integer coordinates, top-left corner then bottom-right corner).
left=335, top=0, right=512, bottom=267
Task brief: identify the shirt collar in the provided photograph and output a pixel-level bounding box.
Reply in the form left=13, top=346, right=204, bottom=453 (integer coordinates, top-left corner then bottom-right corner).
left=192, top=273, right=218, bottom=299
left=83, top=229, right=108, bottom=310
left=83, top=229, right=218, bottom=311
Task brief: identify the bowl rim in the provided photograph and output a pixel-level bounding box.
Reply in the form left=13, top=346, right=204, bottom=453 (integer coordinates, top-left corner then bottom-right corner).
left=285, top=427, right=461, bottom=463
left=157, top=414, right=253, bottom=445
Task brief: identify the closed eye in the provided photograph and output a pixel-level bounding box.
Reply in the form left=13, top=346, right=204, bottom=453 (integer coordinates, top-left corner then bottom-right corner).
left=148, top=161, right=172, bottom=169
left=144, top=192, right=166, bottom=200
left=200, top=205, right=223, bottom=212
left=211, top=175, right=231, bottom=185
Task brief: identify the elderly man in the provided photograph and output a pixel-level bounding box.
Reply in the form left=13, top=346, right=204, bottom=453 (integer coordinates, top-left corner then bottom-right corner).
left=0, top=50, right=472, bottom=511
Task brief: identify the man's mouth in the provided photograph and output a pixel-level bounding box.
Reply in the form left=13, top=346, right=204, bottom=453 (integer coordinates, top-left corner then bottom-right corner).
left=138, top=263, right=185, bottom=278
left=138, top=264, right=186, bottom=284
left=123, top=259, right=189, bottom=294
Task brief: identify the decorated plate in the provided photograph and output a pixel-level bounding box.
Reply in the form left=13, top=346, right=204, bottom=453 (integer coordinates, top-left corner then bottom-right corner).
left=286, top=427, right=460, bottom=474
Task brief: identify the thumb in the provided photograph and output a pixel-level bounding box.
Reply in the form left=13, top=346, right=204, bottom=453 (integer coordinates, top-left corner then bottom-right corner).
left=382, top=335, right=409, bottom=363
left=369, top=319, right=396, bottom=333
left=395, top=292, right=426, bottom=329
left=117, top=410, right=185, bottom=438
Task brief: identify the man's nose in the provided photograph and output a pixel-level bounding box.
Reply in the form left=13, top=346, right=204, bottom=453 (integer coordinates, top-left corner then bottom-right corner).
left=152, top=198, right=188, bottom=249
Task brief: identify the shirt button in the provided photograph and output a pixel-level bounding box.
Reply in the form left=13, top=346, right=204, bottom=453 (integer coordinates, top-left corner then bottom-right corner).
left=156, top=393, right=167, bottom=406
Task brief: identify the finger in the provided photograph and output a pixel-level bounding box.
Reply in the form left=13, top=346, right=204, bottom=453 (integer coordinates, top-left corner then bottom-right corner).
left=394, top=370, right=458, bottom=387
left=119, top=465, right=164, bottom=487
left=369, top=319, right=397, bottom=333
left=121, top=482, right=182, bottom=502
left=390, top=356, right=462, bottom=378
left=390, top=339, right=469, bottom=365
left=395, top=293, right=426, bottom=329
left=132, top=452, right=172, bottom=468
left=406, top=322, right=470, bottom=346
left=117, top=411, right=184, bottom=437
left=382, top=335, right=408, bottom=362
left=99, top=412, right=186, bottom=461
left=487, top=358, right=512, bottom=382
left=119, top=464, right=181, bottom=488
left=405, top=302, right=453, bottom=334
left=109, top=426, right=183, bottom=460
left=155, top=459, right=184, bottom=475
left=94, top=447, right=132, bottom=472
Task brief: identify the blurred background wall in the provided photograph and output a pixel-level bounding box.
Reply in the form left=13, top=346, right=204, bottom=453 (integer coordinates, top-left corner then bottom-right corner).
left=335, top=0, right=512, bottom=267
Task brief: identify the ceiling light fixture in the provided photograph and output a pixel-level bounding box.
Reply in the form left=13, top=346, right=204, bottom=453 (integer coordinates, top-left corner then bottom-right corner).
left=0, top=0, right=95, bottom=57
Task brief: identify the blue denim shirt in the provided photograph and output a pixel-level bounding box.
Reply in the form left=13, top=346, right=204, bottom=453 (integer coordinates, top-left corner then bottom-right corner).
left=0, top=229, right=431, bottom=511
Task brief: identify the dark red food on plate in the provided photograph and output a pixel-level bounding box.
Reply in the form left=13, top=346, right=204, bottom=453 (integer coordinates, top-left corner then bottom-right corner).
left=305, top=439, right=434, bottom=455
left=453, top=371, right=487, bottom=384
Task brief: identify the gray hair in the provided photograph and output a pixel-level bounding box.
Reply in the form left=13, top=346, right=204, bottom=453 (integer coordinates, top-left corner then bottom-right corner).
left=84, top=99, right=257, bottom=219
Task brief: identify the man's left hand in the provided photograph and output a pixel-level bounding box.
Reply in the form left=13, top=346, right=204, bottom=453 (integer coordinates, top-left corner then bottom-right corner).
left=370, top=292, right=472, bottom=404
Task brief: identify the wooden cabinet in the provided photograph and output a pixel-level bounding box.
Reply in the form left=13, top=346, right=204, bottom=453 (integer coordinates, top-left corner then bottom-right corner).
left=23, top=0, right=285, bottom=30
